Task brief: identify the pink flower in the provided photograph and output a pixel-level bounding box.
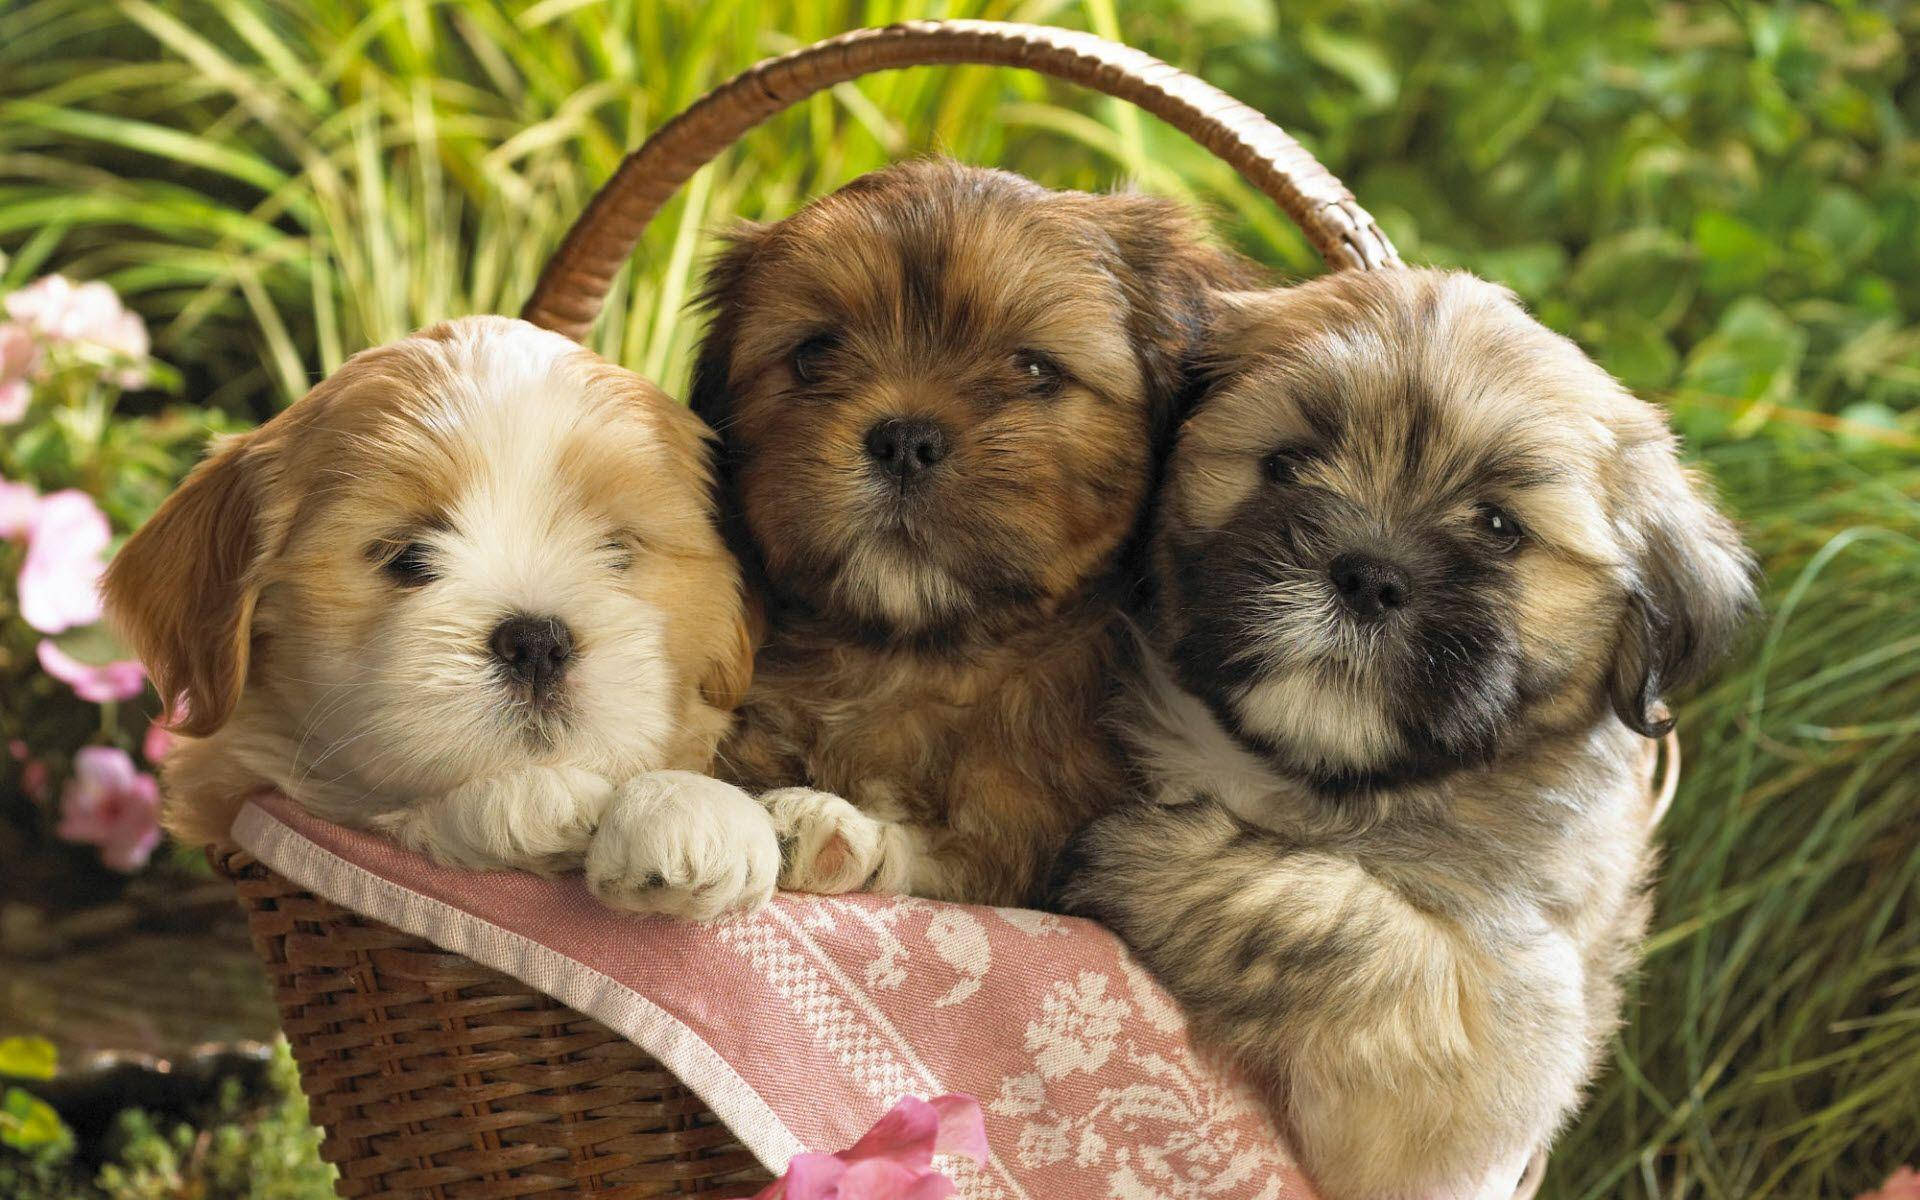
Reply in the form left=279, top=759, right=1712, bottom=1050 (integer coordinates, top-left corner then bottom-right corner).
left=17, top=489, right=111, bottom=633
left=142, top=722, right=173, bottom=763
left=1858, top=1168, right=1920, bottom=1200
left=0, top=479, right=33, bottom=539
left=38, top=640, right=145, bottom=703
left=58, top=745, right=162, bottom=872
left=0, top=322, right=37, bottom=422
left=754, top=1095, right=988, bottom=1200
left=3, top=275, right=150, bottom=388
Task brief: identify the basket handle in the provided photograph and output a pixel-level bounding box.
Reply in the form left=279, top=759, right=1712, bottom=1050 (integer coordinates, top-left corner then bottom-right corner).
left=521, top=19, right=1401, bottom=339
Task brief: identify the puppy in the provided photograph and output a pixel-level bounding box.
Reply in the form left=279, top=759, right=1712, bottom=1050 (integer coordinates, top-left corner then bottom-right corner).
left=103, top=316, right=777, bottom=919
left=1055, top=270, right=1755, bottom=1199
left=691, top=159, right=1251, bottom=905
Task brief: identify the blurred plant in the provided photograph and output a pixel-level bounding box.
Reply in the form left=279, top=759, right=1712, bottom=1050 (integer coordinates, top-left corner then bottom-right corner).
left=0, top=270, right=212, bottom=877
left=0, top=1039, right=335, bottom=1200
left=0, top=1037, right=70, bottom=1165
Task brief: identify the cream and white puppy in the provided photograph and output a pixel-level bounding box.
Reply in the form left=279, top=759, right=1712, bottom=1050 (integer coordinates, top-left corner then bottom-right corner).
left=104, top=316, right=776, bottom=920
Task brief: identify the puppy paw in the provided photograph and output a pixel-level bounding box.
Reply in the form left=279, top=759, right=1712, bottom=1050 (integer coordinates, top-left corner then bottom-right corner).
left=586, top=770, right=780, bottom=921
left=763, top=788, right=908, bottom=895
left=371, top=765, right=614, bottom=874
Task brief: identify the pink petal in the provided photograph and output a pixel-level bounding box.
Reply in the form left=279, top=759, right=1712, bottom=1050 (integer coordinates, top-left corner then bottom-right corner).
left=37, top=640, right=146, bottom=703
left=0, top=379, right=25, bottom=423
left=0, top=321, right=38, bottom=377
left=142, top=722, right=173, bottom=762
left=19, top=490, right=112, bottom=633
left=833, top=1159, right=954, bottom=1200
left=778, top=1153, right=850, bottom=1200
left=0, top=479, right=36, bottom=538
left=925, top=1095, right=988, bottom=1165
left=3, top=276, right=70, bottom=327
left=841, top=1096, right=940, bottom=1171
left=72, top=744, right=142, bottom=793
left=27, top=488, right=110, bottom=551
left=58, top=746, right=160, bottom=872
left=99, top=822, right=161, bottom=872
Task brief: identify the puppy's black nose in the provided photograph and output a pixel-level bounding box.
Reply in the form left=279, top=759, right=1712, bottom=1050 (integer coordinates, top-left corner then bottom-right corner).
left=1329, top=553, right=1412, bottom=619
left=864, top=417, right=950, bottom=481
left=490, top=615, right=573, bottom=697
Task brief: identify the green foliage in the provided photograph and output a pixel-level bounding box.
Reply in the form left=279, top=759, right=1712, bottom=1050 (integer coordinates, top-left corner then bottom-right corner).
left=0, top=1039, right=71, bottom=1168
left=1, top=1, right=1915, bottom=1196
left=0, top=1038, right=60, bottom=1082
left=0, top=1088, right=72, bottom=1159
left=0, top=1041, right=335, bottom=1200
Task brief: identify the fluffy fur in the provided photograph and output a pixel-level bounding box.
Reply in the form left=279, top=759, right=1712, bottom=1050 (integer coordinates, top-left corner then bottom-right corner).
left=690, top=159, right=1252, bottom=904
left=1055, top=270, right=1756, bottom=1199
left=103, top=316, right=773, bottom=917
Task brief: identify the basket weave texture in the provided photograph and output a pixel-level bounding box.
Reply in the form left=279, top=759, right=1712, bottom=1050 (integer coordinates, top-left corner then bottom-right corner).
left=214, top=848, right=774, bottom=1198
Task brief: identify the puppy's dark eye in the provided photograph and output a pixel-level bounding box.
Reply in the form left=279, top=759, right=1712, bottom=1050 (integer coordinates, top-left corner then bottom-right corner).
left=1013, top=350, right=1065, bottom=398
left=380, top=541, right=437, bottom=587
left=1262, top=446, right=1313, bottom=485
left=791, top=333, right=839, bottom=386
left=1476, top=503, right=1525, bottom=553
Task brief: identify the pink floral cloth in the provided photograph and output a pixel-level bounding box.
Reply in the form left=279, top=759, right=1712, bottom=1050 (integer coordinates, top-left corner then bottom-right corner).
left=232, top=792, right=1315, bottom=1200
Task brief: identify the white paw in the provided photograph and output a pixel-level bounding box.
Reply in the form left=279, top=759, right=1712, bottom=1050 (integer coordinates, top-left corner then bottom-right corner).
left=371, top=765, right=614, bottom=874
left=764, top=787, right=908, bottom=895
left=586, top=770, right=779, bottom=921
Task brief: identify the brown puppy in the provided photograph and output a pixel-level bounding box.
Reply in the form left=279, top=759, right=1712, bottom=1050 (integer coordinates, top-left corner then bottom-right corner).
left=691, top=158, right=1251, bottom=905
left=1056, top=270, right=1755, bottom=1198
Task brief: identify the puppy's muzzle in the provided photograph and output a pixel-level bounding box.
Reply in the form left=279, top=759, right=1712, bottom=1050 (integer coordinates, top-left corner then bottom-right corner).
left=490, top=614, right=573, bottom=702
left=1328, top=551, right=1412, bottom=621
left=864, top=416, right=950, bottom=486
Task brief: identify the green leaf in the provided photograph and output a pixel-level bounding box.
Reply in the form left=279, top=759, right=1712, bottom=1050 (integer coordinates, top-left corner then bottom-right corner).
left=1836, top=401, right=1902, bottom=453
left=1568, top=229, right=1695, bottom=329
left=0, top=1038, right=55, bottom=1082
left=1471, top=242, right=1569, bottom=301
left=0, top=1088, right=71, bottom=1156
left=1680, top=296, right=1808, bottom=403
left=1298, top=25, right=1399, bottom=111
left=1693, top=211, right=1776, bottom=295
left=1180, top=0, right=1276, bottom=40
left=48, top=623, right=136, bottom=668
left=1591, top=314, right=1680, bottom=390
left=1801, top=186, right=1878, bottom=268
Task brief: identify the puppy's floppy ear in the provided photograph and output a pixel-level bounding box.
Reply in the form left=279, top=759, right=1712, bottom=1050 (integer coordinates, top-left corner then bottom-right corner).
left=1081, top=194, right=1259, bottom=443
left=102, top=432, right=279, bottom=737
left=1606, top=415, right=1756, bottom=736
left=618, top=365, right=760, bottom=713
left=688, top=220, right=771, bottom=434
left=1193, top=288, right=1294, bottom=379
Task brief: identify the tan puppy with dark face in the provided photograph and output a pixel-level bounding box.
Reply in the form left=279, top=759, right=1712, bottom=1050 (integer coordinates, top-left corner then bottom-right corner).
left=103, top=316, right=775, bottom=920
left=692, top=159, right=1251, bottom=905
left=1056, top=270, right=1755, bottom=1199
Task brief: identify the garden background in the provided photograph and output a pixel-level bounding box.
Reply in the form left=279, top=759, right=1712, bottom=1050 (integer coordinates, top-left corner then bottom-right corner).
left=1, top=0, right=1916, bottom=1196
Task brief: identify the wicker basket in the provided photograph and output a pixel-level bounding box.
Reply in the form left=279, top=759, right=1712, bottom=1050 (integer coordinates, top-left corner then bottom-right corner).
left=212, top=20, right=1620, bottom=1199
